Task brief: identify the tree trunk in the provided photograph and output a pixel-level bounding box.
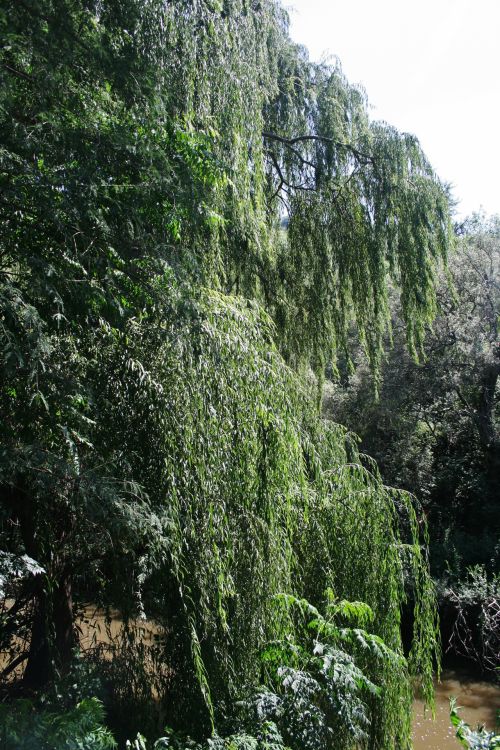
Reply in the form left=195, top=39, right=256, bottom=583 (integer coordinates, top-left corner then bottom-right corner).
left=474, top=361, right=499, bottom=451
left=22, top=582, right=53, bottom=689
left=54, top=572, right=75, bottom=675
left=2, top=482, right=75, bottom=687
left=22, top=572, right=75, bottom=688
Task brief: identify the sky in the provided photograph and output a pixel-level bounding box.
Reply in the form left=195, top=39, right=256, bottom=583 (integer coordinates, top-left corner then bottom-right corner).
left=287, top=0, right=500, bottom=219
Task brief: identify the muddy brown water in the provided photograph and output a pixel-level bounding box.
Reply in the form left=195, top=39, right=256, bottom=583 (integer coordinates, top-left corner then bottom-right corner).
left=412, top=670, right=500, bottom=749
left=0, top=604, right=164, bottom=680
left=77, top=605, right=162, bottom=651
left=3, top=605, right=499, bottom=747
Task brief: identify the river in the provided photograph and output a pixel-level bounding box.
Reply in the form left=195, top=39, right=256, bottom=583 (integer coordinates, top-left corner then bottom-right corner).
left=78, top=612, right=500, bottom=748
left=412, top=669, right=500, bottom=749
left=2, top=605, right=499, bottom=747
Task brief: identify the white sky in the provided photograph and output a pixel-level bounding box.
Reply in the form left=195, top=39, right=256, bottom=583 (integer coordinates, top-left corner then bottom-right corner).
left=287, top=0, right=500, bottom=219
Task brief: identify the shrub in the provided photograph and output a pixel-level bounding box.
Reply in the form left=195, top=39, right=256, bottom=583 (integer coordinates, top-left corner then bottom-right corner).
left=0, top=696, right=116, bottom=750
left=441, top=566, right=500, bottom=675
left=450, top=699, right=500, bottom=749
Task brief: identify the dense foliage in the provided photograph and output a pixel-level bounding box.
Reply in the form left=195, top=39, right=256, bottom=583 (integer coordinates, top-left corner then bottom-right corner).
left=324, top=216, right=499, bottom=673
left=325, top=215, right=499, bottom=575
left=0, top=697, right=116, bottom=750
left=1, top=0, right=453, bottom=747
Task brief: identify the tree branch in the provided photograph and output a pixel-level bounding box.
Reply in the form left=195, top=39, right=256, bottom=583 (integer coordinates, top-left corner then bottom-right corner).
left=0, top=651, right=29, bottom=680
left=262, top=131, right=375, bottom=165
left=265, top=149, right=316, bottom=196
left=2, top=63, right=33, bottom=82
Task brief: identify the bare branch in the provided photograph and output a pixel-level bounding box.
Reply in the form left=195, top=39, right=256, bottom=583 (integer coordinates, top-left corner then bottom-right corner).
left=265, top=149, right=316, bottom=196
left=262, top=131, right=375, bottom=165
left=2, top=63, right=33, bottom=82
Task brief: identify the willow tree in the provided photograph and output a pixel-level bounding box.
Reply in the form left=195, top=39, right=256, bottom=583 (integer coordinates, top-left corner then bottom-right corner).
left=1, top=0, right=449, bottom=747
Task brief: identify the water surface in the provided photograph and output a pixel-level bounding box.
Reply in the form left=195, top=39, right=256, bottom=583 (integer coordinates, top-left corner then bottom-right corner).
left=412, top=670, right=500, bottom=750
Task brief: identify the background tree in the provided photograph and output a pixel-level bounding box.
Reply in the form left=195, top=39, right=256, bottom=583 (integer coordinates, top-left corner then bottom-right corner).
left=325, top=214, right=499, bottom=575
left=324, top=215, right=500, bottom=675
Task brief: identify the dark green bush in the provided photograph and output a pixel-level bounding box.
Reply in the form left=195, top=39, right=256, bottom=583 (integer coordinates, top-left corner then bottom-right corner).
left=0, top=697, right=116, bottom=750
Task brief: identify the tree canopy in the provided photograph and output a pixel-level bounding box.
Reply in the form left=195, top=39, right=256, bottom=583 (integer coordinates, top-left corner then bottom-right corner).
left=1, top=1, right=452, bottom=748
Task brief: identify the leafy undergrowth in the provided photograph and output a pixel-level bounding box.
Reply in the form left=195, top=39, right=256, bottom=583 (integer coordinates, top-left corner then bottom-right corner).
left=0, top=593, right=415, bottom=750
left=0, top=697, right=116, bottom=750
left=450, top=699, right=500, bottom=749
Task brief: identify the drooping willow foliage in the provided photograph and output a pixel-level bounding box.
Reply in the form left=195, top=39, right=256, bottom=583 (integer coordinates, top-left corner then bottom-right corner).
left=1, top=0, right=447, bottom=747
left=159, top=0, right=451, bottom=376
left=93, top=285, right=438, bottom=746
left=1, top=0, right=451, bottom=376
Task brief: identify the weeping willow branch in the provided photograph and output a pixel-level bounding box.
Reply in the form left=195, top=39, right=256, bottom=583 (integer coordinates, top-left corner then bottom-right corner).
left=262, top=131, right=376, bottom=166
left=265, top=149, right=317, bottom=195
